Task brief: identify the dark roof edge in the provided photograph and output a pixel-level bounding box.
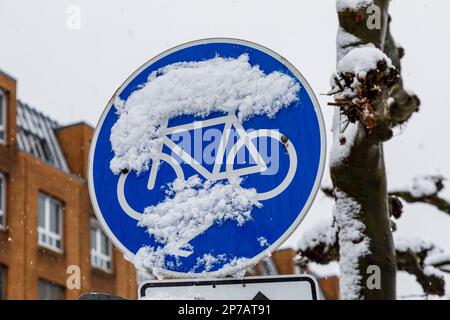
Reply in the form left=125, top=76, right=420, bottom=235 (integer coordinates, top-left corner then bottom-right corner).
left=17, top=100, right=59, bottom=126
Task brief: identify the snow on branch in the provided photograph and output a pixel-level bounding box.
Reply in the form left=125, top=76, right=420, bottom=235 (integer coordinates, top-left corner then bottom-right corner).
left=395, top=238, right=446, bottom=296
left=297, top=222, right=446, bottom=296
left=329, top=46, right=400, bottom=140
left=391, top=175, right=450, bottom=216
left=331, top=3, right=419, bottom=145
left=336, top=0, right=373, bottom=13
left=324, top=175, right=450, bottom=218
left=297, top=220, right=339, bottom=265
left=427, top=254, right=450, bottom=274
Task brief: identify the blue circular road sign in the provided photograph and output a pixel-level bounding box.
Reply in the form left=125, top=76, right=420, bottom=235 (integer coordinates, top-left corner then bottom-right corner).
left=88, top=38, right=326, bottom=277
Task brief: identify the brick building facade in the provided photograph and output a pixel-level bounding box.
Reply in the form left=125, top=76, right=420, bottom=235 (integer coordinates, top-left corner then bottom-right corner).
left=0, top=70, right=138, bottom=300
left=0, top=68, right=338, bottom=300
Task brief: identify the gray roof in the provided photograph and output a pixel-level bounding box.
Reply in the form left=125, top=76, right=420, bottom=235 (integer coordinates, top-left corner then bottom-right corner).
left=16, top=101, right=69, bottom=173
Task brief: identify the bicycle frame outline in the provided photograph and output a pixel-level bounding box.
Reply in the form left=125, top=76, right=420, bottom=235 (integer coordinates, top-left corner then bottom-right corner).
left=117, top=113, right=298, bottom=243
left=147, top=112, right=268, bottom=190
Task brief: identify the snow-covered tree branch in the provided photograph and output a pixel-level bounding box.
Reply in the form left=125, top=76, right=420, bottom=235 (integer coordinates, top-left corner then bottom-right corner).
left=324, top=175, right=450, bottom=218
left=297, top=222, right=446, bottom=297
left=395, top=239, right=445, bottom=296
left=391, top=176, right=450, bottom=216
left=319, top=174, right=450, bottom=296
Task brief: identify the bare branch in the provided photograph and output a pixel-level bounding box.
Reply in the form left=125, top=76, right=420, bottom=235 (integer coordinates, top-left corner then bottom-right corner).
left=391, top=192, right=450, bottom=216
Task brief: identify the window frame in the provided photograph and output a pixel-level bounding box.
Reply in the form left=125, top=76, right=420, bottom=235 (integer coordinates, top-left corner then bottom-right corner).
left=0, top=90, right=7, bottom=144
left=38, top=279, right=65, bottom=300
left=38, top=193, right=64, bottom=253
left=90, top=218, right=113, bottom=273
left=0, top=173, right=6, bottom=230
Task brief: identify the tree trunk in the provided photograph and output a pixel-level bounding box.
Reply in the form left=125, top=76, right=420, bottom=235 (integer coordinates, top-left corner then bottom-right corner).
left=331, top=0, right=396, bottom=299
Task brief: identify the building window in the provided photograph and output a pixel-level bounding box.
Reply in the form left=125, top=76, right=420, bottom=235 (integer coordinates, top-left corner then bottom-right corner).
left=38, top=279, right=64, bottom=300
left=0, top=173, right=6, bottom=229
left=91, top=219, right=112, bottom=272
left=0, top=90, right=6, bottom=143
left=38, top=193, right=63, bottom=252
left=0, top=265, right=6, bottom=300
left=19, top=129, right=54, bottom=164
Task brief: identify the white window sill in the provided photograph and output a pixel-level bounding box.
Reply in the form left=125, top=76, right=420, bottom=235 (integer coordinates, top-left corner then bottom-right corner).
left=38, top=242, right=63, bottom=254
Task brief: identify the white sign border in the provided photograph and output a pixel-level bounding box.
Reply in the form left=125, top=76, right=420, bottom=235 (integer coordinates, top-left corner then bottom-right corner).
left=139, top=274, right=319, bottom=300
left=87, top=38, right=327, bottom=278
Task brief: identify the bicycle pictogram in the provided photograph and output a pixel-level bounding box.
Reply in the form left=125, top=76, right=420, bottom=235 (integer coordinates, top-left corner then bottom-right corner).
left=117, top=112, right=298, bottom=221
left=89, top=39, right=325, bottom=275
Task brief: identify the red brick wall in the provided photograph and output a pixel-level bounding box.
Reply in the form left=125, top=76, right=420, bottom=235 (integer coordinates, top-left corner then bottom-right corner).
left=0, top=74, right=137, bottom=300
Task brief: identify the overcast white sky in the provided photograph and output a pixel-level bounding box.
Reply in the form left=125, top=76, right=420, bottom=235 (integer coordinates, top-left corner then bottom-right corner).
left=1, top=0, right=449, bottom=298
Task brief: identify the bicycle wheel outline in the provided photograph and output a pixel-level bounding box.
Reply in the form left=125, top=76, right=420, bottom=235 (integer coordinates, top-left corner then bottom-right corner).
left=225, top=129, right=297, bottom=201
left=117, top=153, right=185, bottom=220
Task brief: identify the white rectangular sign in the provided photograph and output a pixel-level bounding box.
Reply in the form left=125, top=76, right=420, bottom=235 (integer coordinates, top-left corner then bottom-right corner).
left=139, top=275, right=319, bottom=300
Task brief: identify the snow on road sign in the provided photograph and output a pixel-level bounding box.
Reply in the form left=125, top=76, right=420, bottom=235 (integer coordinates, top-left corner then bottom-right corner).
left=88, top=38, right=326, bottom=277
left=139, top=275, right=319, bottom=300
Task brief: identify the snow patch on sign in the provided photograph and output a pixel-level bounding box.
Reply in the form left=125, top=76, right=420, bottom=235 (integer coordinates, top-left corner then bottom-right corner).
left=334, top=189, right=369, bottom=300
left=190, top=254, right=252, bottom=276
left=138, top=175, right=262, bottom=246
left=133, top=175, right=262, bottom=276
left=257, top=236, right=269, bottom=247
left=133, top=246, right=170, bottom=279
left=135, top=249, right=252, bottom=279
left=109, top=54, right=300, bottom=174
left=191, top=253, right=228, bottom=273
